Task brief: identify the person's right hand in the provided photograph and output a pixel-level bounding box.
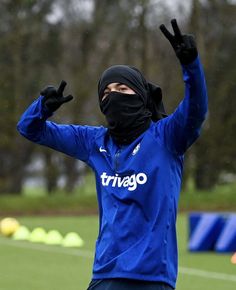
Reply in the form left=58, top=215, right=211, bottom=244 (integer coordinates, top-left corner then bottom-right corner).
left=41, top=80, right=73, bottom=112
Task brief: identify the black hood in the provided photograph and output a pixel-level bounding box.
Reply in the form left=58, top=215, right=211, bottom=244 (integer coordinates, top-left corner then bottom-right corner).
left=98, top=64, right=167, bottom=121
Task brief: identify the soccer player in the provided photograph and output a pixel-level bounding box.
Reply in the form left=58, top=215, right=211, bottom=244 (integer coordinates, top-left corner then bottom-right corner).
left=17, top=19, right=208, bottom=290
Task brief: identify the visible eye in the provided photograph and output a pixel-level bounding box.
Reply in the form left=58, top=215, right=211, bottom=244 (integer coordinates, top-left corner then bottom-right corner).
left=119, top=86, right=129, bottom=92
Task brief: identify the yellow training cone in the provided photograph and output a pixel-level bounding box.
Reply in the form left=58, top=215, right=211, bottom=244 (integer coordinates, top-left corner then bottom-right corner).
left=44, top=230, right=63, bottom=245
left=29, top=227, right=47, bottom=243
left=0, top=217, right=20, bottom=237
left=13, top=225, right=30, bottom=241
left=62, top=232, right=84, bottom=248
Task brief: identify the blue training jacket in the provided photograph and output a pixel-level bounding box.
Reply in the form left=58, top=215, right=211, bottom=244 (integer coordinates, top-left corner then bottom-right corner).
left=17, top=57, right=208, bottom=288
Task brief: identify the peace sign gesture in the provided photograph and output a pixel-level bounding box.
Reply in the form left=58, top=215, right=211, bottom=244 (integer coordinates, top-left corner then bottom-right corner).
left=41, top=80, right=74, bottom=112
left=160, top=19, right=198, bottom=65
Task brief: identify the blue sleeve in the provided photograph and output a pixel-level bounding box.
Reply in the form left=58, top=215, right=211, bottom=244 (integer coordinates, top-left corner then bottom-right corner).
left=17, top=96, right=99, bottom=162
left=157, top=56, right=208, bottom=155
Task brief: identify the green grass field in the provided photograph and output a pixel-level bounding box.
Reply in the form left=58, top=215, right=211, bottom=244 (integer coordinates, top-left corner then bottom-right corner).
left=0, top=214, right=236, bottom=290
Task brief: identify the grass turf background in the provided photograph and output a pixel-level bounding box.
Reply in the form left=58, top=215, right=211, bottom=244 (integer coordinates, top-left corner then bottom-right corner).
left=0, top=178, right=235, bottom=289
left=0, top=214, right=236, bottom=290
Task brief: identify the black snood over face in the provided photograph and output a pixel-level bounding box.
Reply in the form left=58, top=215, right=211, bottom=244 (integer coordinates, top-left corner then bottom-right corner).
left=98, top=65, right=167, bottom=145
left=100, top=91, right=151, bottom=145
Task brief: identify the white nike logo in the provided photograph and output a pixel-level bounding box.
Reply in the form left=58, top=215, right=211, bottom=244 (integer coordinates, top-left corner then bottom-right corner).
left=99, top=146, right=107, bottom=153
left=132, top=143, right=140, bottom=155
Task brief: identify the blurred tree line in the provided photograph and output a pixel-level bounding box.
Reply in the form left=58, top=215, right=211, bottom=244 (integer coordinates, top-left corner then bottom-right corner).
left=0, top=0, right=235, bottom=194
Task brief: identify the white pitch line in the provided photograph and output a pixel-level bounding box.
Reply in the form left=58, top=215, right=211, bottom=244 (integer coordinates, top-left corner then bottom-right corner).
left=179, top=266, right=236, bottom=283
left=0, top=238, right=94, bottom=258
left=1, top=238, right=236, bottom=283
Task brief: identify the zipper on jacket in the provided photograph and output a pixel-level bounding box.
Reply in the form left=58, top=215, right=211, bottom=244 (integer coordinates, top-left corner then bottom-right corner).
left=115, top=149, right=121, bottom=172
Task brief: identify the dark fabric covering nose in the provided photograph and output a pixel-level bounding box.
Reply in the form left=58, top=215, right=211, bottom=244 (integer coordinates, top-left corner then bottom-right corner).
left=100, top=91, right=152, bottom=144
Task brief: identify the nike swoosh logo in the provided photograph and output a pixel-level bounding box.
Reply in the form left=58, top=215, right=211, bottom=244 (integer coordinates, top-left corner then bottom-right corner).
left=99, top=146, right=107, bottom=153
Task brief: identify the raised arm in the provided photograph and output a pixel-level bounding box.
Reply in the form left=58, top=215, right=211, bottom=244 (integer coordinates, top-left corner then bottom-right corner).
left=157, top=19, right=208, bottom=155
left=17, top=81, right=98, bottom=162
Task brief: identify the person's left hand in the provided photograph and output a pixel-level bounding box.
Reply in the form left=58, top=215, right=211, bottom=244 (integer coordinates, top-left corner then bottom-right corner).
left=159, top=19, right=198, bottom=65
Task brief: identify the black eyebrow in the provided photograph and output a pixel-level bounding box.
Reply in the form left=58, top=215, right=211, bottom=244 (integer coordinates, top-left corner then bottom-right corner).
left=104, top=83, right=128, bottom=92
left=104, top=83, right=122, bottom=90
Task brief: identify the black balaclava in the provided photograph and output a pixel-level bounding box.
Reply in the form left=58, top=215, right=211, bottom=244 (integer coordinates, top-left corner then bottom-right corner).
left=98, top=65, right=167, bottom=145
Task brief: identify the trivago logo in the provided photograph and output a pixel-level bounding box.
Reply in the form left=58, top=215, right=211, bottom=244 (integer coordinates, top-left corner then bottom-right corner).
left=100, top=172, right=147, bottom=191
